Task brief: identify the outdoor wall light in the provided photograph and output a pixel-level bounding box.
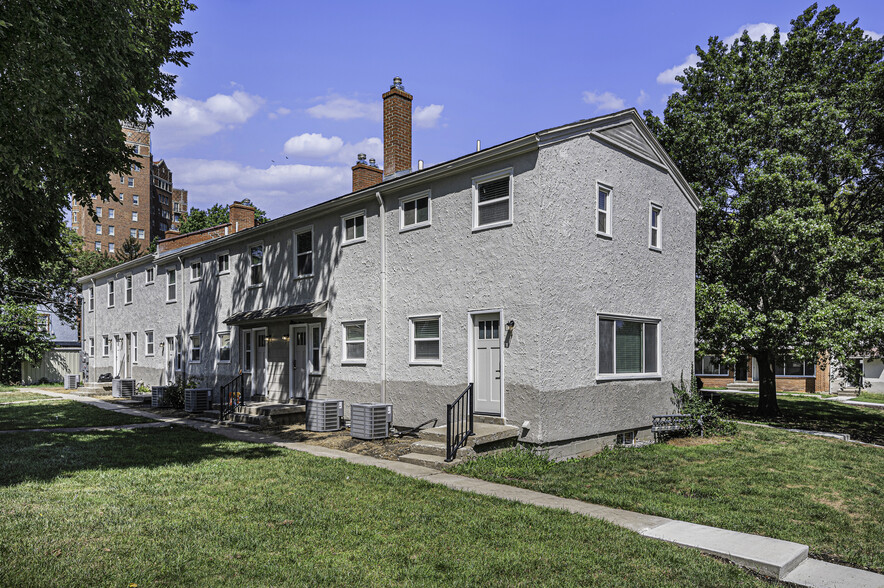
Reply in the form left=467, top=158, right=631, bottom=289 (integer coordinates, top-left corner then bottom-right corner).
left=506, top=320, right=515, bottom=333
left=159, top=341, right=165, bottom=352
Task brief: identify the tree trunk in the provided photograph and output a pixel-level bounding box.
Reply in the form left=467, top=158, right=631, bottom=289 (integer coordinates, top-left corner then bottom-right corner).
left=756, top=349, right=779, bottom=416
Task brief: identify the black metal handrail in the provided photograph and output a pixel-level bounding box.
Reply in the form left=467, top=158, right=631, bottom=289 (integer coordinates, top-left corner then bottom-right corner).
left=445, top=383, right=474, bottom=462
left=220, top=370, right=247, bottom=420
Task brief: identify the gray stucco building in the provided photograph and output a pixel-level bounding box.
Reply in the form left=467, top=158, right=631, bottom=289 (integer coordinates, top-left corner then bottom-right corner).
left=79, top=82, right=698, bottom=457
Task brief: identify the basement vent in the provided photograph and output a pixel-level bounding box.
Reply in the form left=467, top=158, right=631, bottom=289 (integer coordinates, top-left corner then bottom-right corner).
left=151, top=386, right=172, bottom=408
left=185, top=388, right=211, bottom=413
left=64, top=374, right=78, bottom=390
left=616, top=431, right=637, bottom=446
left=306, top=399, right=344, bottom=432
left=112, top=378, right=136, bottom=398
left=350, top=402, right=393, bottom=440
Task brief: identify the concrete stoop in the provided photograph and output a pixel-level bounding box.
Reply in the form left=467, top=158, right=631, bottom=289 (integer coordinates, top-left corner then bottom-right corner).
left=726, top=382, right=759, bottom=391
left=399, top=421, right=520, bottom=470
left=227, top=403, right=305, bottom=427
left=68, top=384, right=111, bottom=397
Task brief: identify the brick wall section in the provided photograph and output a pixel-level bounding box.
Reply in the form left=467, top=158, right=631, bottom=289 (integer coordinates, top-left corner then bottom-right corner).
left=229, top=201, right=256, bottom=232
left=157, top=224, right=232, bottom=253
left=383, top=85, right=413, bottom=177
left=352, top=162, right=383, bottom=191
left=151, top=160, right=173, bottom=241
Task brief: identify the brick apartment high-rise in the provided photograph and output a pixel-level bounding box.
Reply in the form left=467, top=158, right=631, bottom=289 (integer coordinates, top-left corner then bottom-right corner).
left=70, top=121, right=188, bottom=254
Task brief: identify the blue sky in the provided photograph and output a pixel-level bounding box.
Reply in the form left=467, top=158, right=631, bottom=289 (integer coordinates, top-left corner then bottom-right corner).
left=152, top=1, right=884, bottom=219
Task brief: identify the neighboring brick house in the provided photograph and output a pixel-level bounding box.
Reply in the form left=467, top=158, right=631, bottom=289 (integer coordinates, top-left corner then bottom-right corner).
left=70, top=121, right=188, bottom=253
left=695, top=354, right=831, bottom=393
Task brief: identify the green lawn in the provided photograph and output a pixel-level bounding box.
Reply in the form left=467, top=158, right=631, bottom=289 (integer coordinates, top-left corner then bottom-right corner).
left=719, top=392, right=884, bottom=445
left=854, top=392, right=884, bottom=405
left=0, top=390, right=59, bottom=403
left=0, top=427, right=769, bottom=587
left=0, top=400, right=152, bottom=430
left=455, top=425, right=884, bottom=573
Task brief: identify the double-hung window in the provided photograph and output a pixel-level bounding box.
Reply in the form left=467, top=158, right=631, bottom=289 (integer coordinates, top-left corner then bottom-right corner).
left=649, top=203, right=662, bottom=250
left=108, top=209, right=115, bottom=219
left=191, top=261, right=202, bottom=281
left=598, top=315, right=659, bottom=378
left=190, top=334, right=201, bottom=363
left=472, top=169, right=513, bottom=230
left=400, top=191, right=431, bottom=231
left=107, top=280, right=115, bottom=307
left=132, top=332, right=138, bottom=363
left=125, top=275, right=133, bottom=304
left=218, top=332, right=231, bottom=363
left=102, top=335, right=110, bottom=357
left=145, top=267, right=154, bottom=284
left=108, top=243, right=115, bottom=254
left=145, top=331, right=155, bottom=356
left=342, top=321, right=366, bottom=363
left=94, top=241, right=101, bottom=251
left=410, top=316, right=441, bottom=364
left=108, top=226, right=115, bottom=236
left=217, top=252, right=230, bottom=274
left=295, top=230, right=312, bottom=277
left=167, top=269, right=177, bottom=302
left=128, top=177, right=134, bottom=187
left=249, top=244, right=264, bottom=286
left=88, top=287, right=94, bottom=312
left=341, top=211, right=366, bottom=245
left=89, top=337, right=95, bottom=357
left=597, top=183, right=612, bottom=237
left=95, top=224, right=102, bottom=235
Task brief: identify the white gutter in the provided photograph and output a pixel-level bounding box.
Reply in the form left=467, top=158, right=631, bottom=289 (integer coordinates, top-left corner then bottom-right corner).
left=375, top=191, right=386, bottom=403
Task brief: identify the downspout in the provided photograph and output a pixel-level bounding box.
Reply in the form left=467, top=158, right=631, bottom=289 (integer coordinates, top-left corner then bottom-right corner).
left=177, top=255, right=186, bottom=377
left=90, top=278, right=96, bottom=382
left=375, top=191, right=386, bottom=403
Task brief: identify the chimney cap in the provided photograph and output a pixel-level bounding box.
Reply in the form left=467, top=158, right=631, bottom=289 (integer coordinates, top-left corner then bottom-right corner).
left=391, top=76, right=404, bottom=90
left=368, top=158, right=377, bottom=167
left=357, top=153, right=367, bottom=165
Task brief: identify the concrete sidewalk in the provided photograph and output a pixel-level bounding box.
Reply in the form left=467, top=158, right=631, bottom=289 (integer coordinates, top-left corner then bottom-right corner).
left=21, top=388, right=884, bottom=588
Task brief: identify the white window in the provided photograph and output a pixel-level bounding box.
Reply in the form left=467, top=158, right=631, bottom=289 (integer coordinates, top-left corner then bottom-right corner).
left=132, top=211, right=138, bottom=222
left=108, top=208, right=115, bottom=219
left=145, top=267, right=154, bottom=284
left=696, top=355, right=729, bottom=376
left=107, top=280, right=115, bottom=307
left=89, top=337, right=95, bottom=357
left=72, top=210, right=78, bottom=223
left=88, top=287, right=94, bottom=311
left=191, top=261, right=202, bottom=281
left=130, top=228, right=137, bottom=238
left=133, top=194, right=139, bottom=205
left=119, top=193, right=124, bottom=203
left=242, top=331, right=252, bottom=372
left=649, top=203, right=662, bottom=250
left=108, top=225, right=115, bottom=236
left=138, top=229, right=144, bottom=240
left=108, top=242, right=115, bottom=253
left=145, top=331, right=155, bottom=356
left=102, top=335, right=110, bottom=357
left=410, top=316, right=441, bottom=364
left=218, top=332, right=231, bottom=363
left=36, top=314, right=50, bottom=333
left=166, top=269, right=176, bottom=302
left=190, top=334, right=201, bottom=363
left=125, top=275, right=133, bottom=304
left=597, top=315, right=659, bottom=379
left=96, top=207, right=102, bottom=218
left=472, top=168, right=513, bottom=230
left=95, top=224, right=102, bottom=235
left=132, top=332, right=138, bottom=363
left=597, top=183, right=612, bottom=237
left=400, top=191, right=431, bottom=231
left=94, top=241, right=101, bottom=251
left=342, top=321, right=366, bottom=363
left=341, top=211, right=366, bottom=245
left=128, top=177, right=134, bottom=187
left=295, top=229, right=312, bottom=277
left=217, top=252, right=230, bottom=274
left=311, top=326, right=322, bottom=374
left=249, top=243, right=264, bottom=286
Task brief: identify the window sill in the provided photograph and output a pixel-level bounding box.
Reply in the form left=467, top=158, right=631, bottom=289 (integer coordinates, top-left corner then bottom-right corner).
left=596, top=373, right=661, bottom=381
left=294, top=274, right=314, bottom=281
left=341, top=237, right=366, bottom=247
left=218, top=271, right=230, bottom=276
left=217, top=360, right=231, bottom=365
left=190, top=278, right=202, bottom=283
left=472, top=220, right=512, bottom=233
left=248, top=283, right=264, bottom=289
left=409, top=361, right=442, bottom=366
left=342, top=360, right=366, bottom=366
left=649, top=246, right=662, bottom=252
left=188, top=360, right=201, bottom=365
left=145, top=353, right=155, bottom=357
left=166, top=300, right=177, bottom=304
left=596, top=232, right=613, bottom=240
left=399, top=222, right=431, bottom=233
left=145, top=282, right=154, bottom=286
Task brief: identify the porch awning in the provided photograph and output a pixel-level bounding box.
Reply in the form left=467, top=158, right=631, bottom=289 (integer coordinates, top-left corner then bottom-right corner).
left=223, top=301, right=328, bottom=326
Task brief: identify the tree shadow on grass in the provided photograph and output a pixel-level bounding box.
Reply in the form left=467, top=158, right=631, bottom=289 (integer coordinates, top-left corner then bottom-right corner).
left=720, top=393, right=884, bottom=445
left=0, top=401, right=151, bottom=430
left=0, top=426, right=282, bottom=487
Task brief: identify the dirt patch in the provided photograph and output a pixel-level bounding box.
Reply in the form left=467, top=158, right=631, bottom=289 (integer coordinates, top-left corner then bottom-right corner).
left=665, top=436, right=730, bottom=447
left=267, top=424, right=421, bottom=461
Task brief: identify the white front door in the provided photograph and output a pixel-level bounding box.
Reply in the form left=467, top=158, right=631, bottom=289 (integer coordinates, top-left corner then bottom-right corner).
left=113, top=335, right=124, bottom=378
left=473, top=313, right=501, bottom=415
left=165, top=337, right=176, bottom=384
left=124, top=333, right=132, bottom=378
left=254, top=328, right=267, bottom=397
left=290, top=325, right=307, bottom=400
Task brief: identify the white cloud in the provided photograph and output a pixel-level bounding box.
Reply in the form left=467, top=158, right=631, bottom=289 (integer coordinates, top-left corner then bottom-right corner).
left=414, top=104, right=444, bottom=128
left=268, top=107, right=292, bottom=120
left=153, top=90, right=265, bottom=147
left=866, top=30, right=882, bottom=40
left=167, top=158, right=351, bottom=219
left=657, top=22, right=777, bottom=85
left=307, top=96, right=382, bottom=121
left=582, top=91, right=626, bottom=111
left=636, top=90, right=649, bottom=106
left=282, top=133, right=382, bottom=165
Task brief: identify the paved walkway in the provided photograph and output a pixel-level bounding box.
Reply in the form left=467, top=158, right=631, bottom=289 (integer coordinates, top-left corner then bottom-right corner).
left=14, top=388, right=884, bottom=588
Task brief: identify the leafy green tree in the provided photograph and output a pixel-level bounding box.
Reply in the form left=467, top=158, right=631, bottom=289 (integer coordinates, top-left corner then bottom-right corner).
left=0, top=303, right=51, bottom=383
left=645, top=4, right=884, bottom=415
left=178, top=200, right=269, bottom=233
left=0, top=0, right=194, bottom=284
left=115, top=236, right=143, bottom=262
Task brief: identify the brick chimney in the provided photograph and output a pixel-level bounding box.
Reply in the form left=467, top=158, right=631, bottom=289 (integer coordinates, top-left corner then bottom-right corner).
left=351, top=153, right=383, bottom=191
left=229, top=199, right=256, bottom=233
left=383, top=76, right=412, bottom=178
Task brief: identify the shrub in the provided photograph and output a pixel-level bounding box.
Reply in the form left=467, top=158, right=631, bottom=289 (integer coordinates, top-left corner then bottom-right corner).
left=672, top=367, right=737, bottom=436
left=166, top=376, right=199, bottom=409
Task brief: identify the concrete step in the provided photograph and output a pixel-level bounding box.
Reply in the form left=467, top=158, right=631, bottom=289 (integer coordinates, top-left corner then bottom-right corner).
left=399, top=452, right=462, bottom=469
left=68, top=386, right=109, bottom=397
left=419, top=422, right=520, bottom=448
left=410, top=439, right=476, bottom=459
left=726, top=383, right=759, bottom=391
left=474, top=414, right=507, bottom=426
left=233, top=403, right=305, bottom=426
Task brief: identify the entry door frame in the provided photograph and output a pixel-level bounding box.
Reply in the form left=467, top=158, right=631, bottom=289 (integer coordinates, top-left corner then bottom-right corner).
left=165, top=335, right=177, bottom=385
left=251, top=327, right=268, bottom=397
left=467, top=308, right=505, bottom=417
left=288, top=324, right=309, bottom=400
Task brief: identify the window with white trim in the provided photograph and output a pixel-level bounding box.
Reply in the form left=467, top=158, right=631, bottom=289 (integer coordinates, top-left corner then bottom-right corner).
left=88, top=287, right=94, bottom=312
left=191, top=261, right=202, bottom=281
left=295, top=230, right=312, bottom=277
left=166, top=269, right=176, bottom=302
left=400, top=191, right=431, bottom=231
left=125, top=275, right=133, bottom=304
left=119, top=193, right=124, bottom=203
left=217, top=252, right=229, bottom=274
left=145, top=267, right=154, bottom=284
left=96, top=207, right=102, bottom=218
left=472, top=169, right=513, bottom=230
left=190, top=334, right=201, bottom=363
left=108, top=208, right=115, bottom=219
left=130, top=228, right=137, bottom=238
left=138, top=229, right=144, bottom=240
left=249, top=244, right=264, bottom=286
left=132, top=332, right=138, bottom=363
left=242, top=331, right=252, bottom=372
left=598, top=316, right=659, bottom=377
left=95, top=224, right=102, bottom=235
left=695, top=355, right=729, bottom=376
left=410, top=316, right=441, bottom=363
left=132, top=194, right=139, bottom=205
left=342, top=211, right=366, bottom=245
left=108, top=243, right=115, bottom=254
left=94, top=241, right=101, bottom=251
left=311, top=326, right=322, bottom=373
left=128, top=177, right=134, bottom=187
left=72, top=210, right=78, bottom=223
left=597, top=183, right=612, bottom=237
left=102, top=335, right=110, bottom=357
left=107, top=280, right=115, bottom=307
left=36, top=314, right=50, bottom=334
left=108, top=225, right=115, bottom=236
left=343, top=321, right=366, bottom=363
left=145, top=331, right=154, bottom=356
left=131, top=211, right=138, bottom=222
left=218, top=332, right=231, bottom=363
left=89, top=337, right=95, bottom=357
left=649, top=203, right=662, bottom=250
